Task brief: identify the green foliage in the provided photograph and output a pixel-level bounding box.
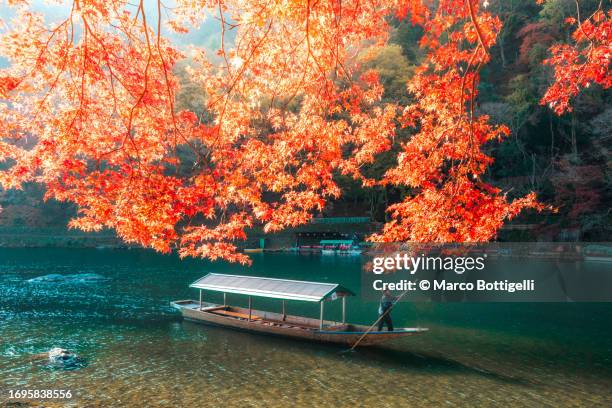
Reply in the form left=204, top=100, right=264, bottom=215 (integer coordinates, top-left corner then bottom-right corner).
left=539, top=0, right=577, bottom=26
left=389, top=20, right=424, bottom=61
left=505, top=74, right=540, bottom=131
left=359, top=45, right=414, bottom=102
left=174, top=62, right=209, bottom=121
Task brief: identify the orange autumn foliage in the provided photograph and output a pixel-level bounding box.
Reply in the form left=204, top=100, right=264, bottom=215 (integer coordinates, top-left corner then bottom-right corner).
left=0, top=0, right=584, bottom=262
left=0, top=0, right=397, bottom=263
left=371, top=0, right=545, bottom=243
left=540, top=6, right=611, bottom=115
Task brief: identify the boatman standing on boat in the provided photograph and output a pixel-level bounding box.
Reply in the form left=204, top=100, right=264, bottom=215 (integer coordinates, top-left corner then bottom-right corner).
left=377, top=289, right=397, bottom=331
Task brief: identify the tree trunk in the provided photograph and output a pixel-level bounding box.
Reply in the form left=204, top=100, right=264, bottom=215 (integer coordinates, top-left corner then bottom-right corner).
left=383, top=187, right=389, bottom=222
left=571, top=111, right=578, bottom=158
left=499, top=35, right=507, bottom=67
left=549, top=112, right=555, bottom=160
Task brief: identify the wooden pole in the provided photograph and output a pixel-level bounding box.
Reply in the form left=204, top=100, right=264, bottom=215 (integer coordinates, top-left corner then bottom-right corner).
left=248, top=296, right=252, bottom=321
left=342, top=296, right=346, bottom=324
left=199, top=289, right=202, bottom=310
left=348, top=289, right=410, bottom=351
left=282, top=300, right=286, bottom=321
left=319, top=301, right=324, bottom=329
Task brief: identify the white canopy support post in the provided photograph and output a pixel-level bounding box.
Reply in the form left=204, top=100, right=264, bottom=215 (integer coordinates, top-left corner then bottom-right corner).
left=199, top=289, right=203, bottom=310
left=223, top=292, right=227, bottom=307
left=282, top=300, right=286, bottom=321
left=342, top=296, right=346, bottom=324
left=248, top=296, right=252, bottom=321
left=319, top=301, right=324, bottom=329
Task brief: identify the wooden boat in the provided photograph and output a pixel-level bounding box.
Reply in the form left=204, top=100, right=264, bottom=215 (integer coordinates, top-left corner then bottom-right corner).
left=583, top=244, right=612, bottom=263
left=172, top=273, right=428, bottom=347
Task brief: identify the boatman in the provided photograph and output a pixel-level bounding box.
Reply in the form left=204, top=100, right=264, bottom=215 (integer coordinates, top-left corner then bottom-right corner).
left=377, top=289, right=397, bottom=331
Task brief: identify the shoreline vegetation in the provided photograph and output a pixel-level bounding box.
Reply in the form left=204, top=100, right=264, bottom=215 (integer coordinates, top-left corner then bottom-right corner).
left=2, top=222, right=605, bottom=251
left=0, top=227, right=126, bottom=249
left=0, top=221, right=381, bottom=250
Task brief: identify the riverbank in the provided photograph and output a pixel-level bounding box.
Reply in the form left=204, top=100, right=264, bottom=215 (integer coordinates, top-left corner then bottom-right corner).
left=0, top=220, right=381, bottom=250
left=0, top=227, right=127, bottom=249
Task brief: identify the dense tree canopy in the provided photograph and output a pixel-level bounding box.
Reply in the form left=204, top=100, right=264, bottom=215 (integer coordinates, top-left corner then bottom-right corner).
left=0, top=0, right=609, bottom=262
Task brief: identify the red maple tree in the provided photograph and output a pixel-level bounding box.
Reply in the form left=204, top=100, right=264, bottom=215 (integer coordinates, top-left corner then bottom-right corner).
left=540, top=3, right=611, bottom=115
left=2, top=0, right=595, bottom=262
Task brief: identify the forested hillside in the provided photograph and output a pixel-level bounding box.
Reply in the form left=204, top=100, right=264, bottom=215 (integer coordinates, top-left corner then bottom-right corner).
left=328, top=0, right=610, bottom=240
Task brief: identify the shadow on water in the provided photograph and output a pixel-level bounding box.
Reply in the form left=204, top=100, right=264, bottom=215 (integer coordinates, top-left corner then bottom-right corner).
left=179, top=320, right=532, bottom=387
left=344, top=346, right=533, bottom=386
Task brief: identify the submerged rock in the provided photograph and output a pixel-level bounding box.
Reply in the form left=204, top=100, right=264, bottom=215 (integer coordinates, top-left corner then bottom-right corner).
left=47, top=348, right=85, bottom=368
left=28, top=273, right=109, bottom=284
left=27, top=274, right=66, bottom=283
left=65, top=273, right=109, bottom=282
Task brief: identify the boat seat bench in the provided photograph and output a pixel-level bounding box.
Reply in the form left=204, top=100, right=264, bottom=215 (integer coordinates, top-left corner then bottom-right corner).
left=210, top=309, right=262, bottom=321
left=207, top=309, right=314, bottom=329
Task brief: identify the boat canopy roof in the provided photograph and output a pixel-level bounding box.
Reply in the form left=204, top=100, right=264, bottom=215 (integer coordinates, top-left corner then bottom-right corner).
left=190, top=273, right=354, bottom=302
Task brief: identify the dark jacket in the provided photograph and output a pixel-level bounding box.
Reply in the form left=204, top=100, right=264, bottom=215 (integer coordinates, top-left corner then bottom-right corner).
left=378, top=293, right=396, bottom=314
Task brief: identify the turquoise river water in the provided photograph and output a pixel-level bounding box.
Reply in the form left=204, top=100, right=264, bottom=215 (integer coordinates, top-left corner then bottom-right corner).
left=1, top=248, right=611, bottom=407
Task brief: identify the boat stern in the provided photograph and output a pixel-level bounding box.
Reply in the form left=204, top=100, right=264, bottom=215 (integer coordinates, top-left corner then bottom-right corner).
left=170, top=299, right=200, bottom=311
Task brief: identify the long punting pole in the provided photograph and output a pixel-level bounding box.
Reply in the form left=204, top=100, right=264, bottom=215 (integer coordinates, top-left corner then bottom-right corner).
left=348, top=289, right=410, bottom=351
left=248, top=296, right=252, bottom=321
left=319, top=301, right=324, bottom=329
left=199, top=289, right=203, bottom=310
left=342, top=296, right=346, bottom=324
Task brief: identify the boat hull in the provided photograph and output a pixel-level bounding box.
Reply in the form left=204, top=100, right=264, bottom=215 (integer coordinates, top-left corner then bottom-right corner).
left=171, top=300, right=427, bottom=347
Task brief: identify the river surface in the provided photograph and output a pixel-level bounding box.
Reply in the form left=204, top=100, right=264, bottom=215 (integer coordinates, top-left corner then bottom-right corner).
left=1, top=248, right=611, bottom=407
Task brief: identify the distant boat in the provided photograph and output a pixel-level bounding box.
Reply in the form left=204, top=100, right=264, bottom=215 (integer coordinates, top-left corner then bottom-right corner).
left=318, top=240, right=363, bottom=256
left=243, top=248, right=264, bottom=253
left=298, top=245, right=323, bottom=253
left=583, top=244, right=612, bottom=263
left=172, top=273, right=427, bottom=347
